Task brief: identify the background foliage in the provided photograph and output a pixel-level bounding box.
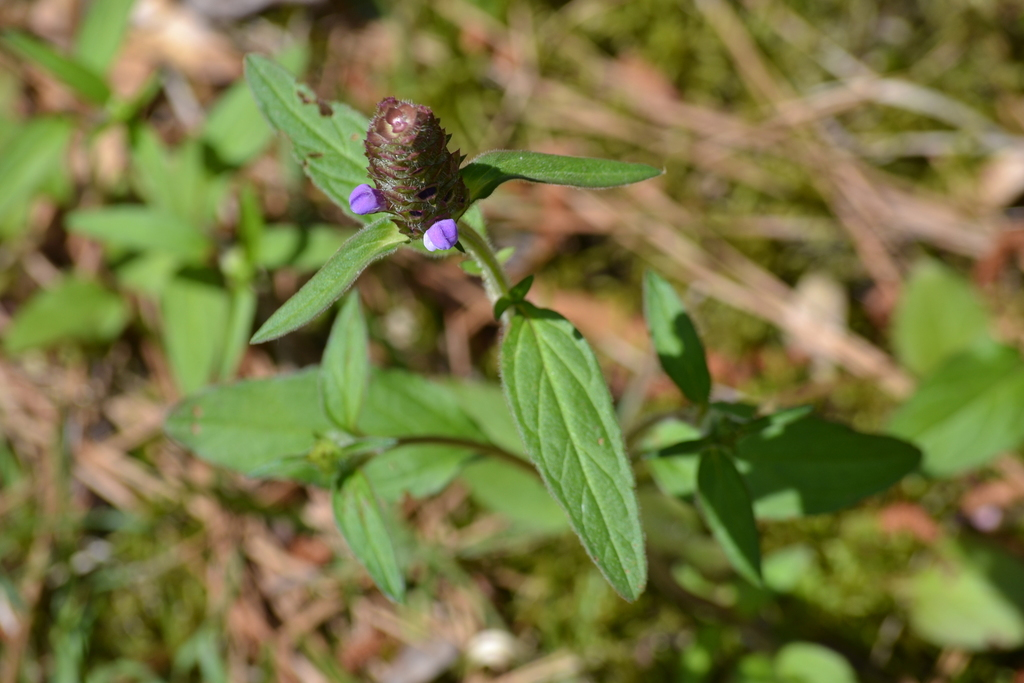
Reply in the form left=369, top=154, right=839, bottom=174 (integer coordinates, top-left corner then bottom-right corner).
left=3, top=0, right=1024, bottom=681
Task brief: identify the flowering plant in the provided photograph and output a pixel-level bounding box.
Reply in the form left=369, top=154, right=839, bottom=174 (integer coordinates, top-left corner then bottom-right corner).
left=166, top=56, right=920, bottom=603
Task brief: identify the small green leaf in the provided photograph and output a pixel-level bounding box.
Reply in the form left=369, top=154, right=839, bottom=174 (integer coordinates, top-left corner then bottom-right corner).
left=1, top=31, right=110, bottom=104
left=332, top=470, right=405, bottom=602
left=320, top=293, right=369, bottom=431
left=643, top=271, right=711, bottom=404
left=495, top=276, right=535, bottom=318
left=251, top=218, right=407, bottom=343
left=462, top=150, right=662, bottom=202
left=501, top=303, right=646, bottom=600
left=165, top=368, right=333, bottom=473
left=774, top=643, right=858, bottom=683
left=4, top=278, right=129, bottom=353
left=73, top=0, right=135, bottom=74
left=244, top=54, right=370, bottom=218
left=696, top=449, right=761, bottom=585
left=893, top=259, right=990, bottom=376
left=162, top=275, right=231, bottom=394
left=902, top=540, right=1024, bottom=650
left=890, top=343, right=1024, bottom=476
left=204, top=46, right=307, bottom=166
left=67, top=207, right=211, bottom=262
left=0, top=117, right=72, bottom=220
left=739, top=416, right=920, bottom=519
left=461, top=459, right=567, bottom=533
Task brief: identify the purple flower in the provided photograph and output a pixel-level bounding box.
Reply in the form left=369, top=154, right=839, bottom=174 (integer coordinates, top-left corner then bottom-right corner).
left=423, top=219, right=458, bottom=251
left=349, top=184, right=385, bottom=215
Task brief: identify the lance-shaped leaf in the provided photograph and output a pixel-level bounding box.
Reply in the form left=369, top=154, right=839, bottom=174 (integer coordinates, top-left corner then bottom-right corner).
left=251, top=218, right=407, bottom=343
left=332, top=470, right=405, bottom=602
left=1, top=31, right=110, bottom=104
left=501, top=303, right=646, bottom=600
left=697, top=449, right=761, bottom=585
left=643, top=271, right=711, bottom=404
left=244, top=54, right=370, bottom=218
left=320, top=293, right=369, bottom=431
left=462, top=150, right=662, bottom=202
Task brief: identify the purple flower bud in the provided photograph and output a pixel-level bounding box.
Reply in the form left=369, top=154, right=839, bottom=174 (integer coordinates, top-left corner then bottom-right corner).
left=423, top=218, right=458, bottom=252
left=349, top=184, right=385, bottom=215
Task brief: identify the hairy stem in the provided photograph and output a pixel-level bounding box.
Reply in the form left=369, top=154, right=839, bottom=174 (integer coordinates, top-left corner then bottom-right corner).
left=458, top=222, right=510, bottom=301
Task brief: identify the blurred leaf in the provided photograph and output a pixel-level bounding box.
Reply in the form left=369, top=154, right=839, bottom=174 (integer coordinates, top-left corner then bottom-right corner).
left=448, top=379, right=525, bottom=457
left=890, top=343, right=1024, bottom=476
left=237, top=183, right=264, bottom=266
left=364, top=447, right=471, bottom=501
left=903, top=540, right=1024, bottom=650
left=172, top=626, right=227, bottom=683
left=320, top=293, right=369, bottom=431
left=461, top=459, right=568, bottom=533
left=244, top=54, right=370, bottom=218
left=332, top=470, right=405, bottom=602
left=5, top=278, right=128, bottom=353
left=67, top=207, right=211, bottom=261
left=501, top=303, right=646, bottom=601
left=131, top=131, right=223, bottom=227
left=73, top=0, right=135, bottom=74
left=0, top=31, right=109, bottom=104
left=216, top=287, right=257, bottom=382
left=250, top=218, right=407, bottom=343
left=0, top=117, right=72, bottom=221
left=204, top=45, right=307, bottom=166
left=165, top=368, right=333, bottom=473
left=739, top=416, right=920, bottom=519
left=114, top=251, right=180, bottom=295
left=893, top=259, right=990, bottom=376
left=762, top=544, right=814, bottom=594
left=256, top=225, right=355, bottom=271
left=697, top=449, right=761, bottom=585
left=774, top=642, right=858, bottom=683
left=462, top=150, right=662, bottom=202
left=162, top=275, right=230, bottom=394
left=643, top=271, right=711, bottom=404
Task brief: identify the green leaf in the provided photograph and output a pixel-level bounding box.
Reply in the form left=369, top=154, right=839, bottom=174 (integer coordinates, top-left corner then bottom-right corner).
left=774, top=643, right=858, bottom=683
left=67, top=207, right=211, bottom=262
left=358, top=369, right=490, bottom=500
left=73, top=0, right=135, bottom=74
left=0, top=117, right=72, bottom=220
left=494, top=275, right=534, bottom=319
left=165, top=368, right=333, bottom=473
left=244, top=54, right=370, bottom=217
left=501, top=303, right=646, bottom=600
left=320, top=293, right=369, bottom=431
left=739, top=416, right=920, bottom=519
left=890, top=343, right=1024, bottom=477
left=461, top=459, right=567, bottom=533
left=332, top=470, right=405, bottom=602
left=447, top=379, right=526, bottom=457
left=216, top=286, right=257, bottom=382
left=461, top=150, right=662, bottom=202
left=204, top=46, right=307, bottom=166
left=902, top=540, right=1024, bottom=650
left=161, top=275, right=231, bottom=394
left=130, top=131, right=224, bottom=227
left=893, top=259, right=990, bottom=376
left=696, top=449, right=761, bottom=585
left=256, top=224, right=355, bottom=272
left=250, top=218, right=407, bottom=343
left=0, top=31, right=110, bottom=104
left=643, top=271, right=711, bottom=404
left=4, top=278, right=129, bottom=353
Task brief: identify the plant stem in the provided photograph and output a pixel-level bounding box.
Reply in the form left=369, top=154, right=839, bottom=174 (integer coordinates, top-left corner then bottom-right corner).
left=393, top=435, right=537, bottom=477
left=457, top=222, right=510, bottom=301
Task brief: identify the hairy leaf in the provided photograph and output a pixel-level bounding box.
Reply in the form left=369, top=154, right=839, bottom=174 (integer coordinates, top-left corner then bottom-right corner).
left=250, top=218, right=407, bottom=343
left=462, top=150, right=662, bottom=202
left=332, top=470, right=405, bottom=602
left=501, top=303, right=646, bottom=600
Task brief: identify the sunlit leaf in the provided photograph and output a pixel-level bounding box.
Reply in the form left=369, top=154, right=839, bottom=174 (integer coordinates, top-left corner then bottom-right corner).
left=643, top=271, right=711, bottom=404
left=320, top=293, right=369, bottom=431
